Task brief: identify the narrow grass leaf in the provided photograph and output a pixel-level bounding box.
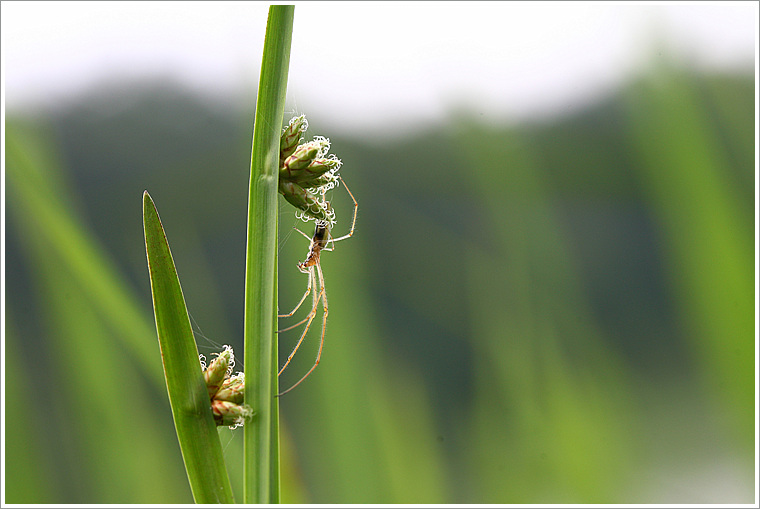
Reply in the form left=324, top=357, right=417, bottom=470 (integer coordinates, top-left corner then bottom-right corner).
left=143, top=191, right=235, bottom=504
left=244, top=5, right=294, bottom=503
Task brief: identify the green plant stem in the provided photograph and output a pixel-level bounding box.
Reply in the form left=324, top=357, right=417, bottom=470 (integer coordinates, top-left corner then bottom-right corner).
left=244, top=5, right=294, bottom=504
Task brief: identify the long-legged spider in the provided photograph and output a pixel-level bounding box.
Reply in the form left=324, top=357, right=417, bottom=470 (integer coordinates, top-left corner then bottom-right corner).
left=277, top=176, right=358, bottom=396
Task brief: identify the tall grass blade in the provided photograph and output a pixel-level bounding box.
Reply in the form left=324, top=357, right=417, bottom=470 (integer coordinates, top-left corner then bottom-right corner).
left=243, top=5, right=294, bottom=503
left=143, top=191, right=235, bottom=503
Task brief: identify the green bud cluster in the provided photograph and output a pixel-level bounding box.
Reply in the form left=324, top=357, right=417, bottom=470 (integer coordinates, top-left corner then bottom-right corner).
left=201, top=346, right=252, bottom=429
left=211, top=399, right=253, bottom=428
left=278, top=116, right=342, bottom=224
left=280, top=114, right=309, bottom=163
left=215, top=372, right=245, bottom=404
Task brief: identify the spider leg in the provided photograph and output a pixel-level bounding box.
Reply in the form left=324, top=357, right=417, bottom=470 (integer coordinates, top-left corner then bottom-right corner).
left=328, top=176, right=358, bottom=244
left=278, top=268, right=321, bottom=376
left=277, top=265, right=313, bottom=320
left=277, top=272, right=319, bottom=333
left=278, top=262, right=329, bottom=396
left=293, top=225, right=311, bottom=240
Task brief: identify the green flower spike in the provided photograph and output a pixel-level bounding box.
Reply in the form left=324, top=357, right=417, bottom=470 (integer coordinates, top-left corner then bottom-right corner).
left=280, top=114, right=309, bottom=164
left=278, top=180, right=334, bottom=224
left=212, top=399, right=254, bottom=429
left=202, top=345, right=234, bottom=399
left=278, top=116, right=344, bottom=223
left=281, top=136, right=335, bottom=177
left=280, top=155, right=341, bottom=189
left=214, top=372, right=245, bottom=404
left=201, top=346, right=252, bottom=427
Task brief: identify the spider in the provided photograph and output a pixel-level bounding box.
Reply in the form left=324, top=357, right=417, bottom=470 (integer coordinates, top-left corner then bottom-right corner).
left=276, top=176, right=358, bottom=396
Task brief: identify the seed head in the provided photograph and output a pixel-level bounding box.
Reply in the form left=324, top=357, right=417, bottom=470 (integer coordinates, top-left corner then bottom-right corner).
left=278, top=115, right=344, bottom=225
left=202, top=345, right=234, bottom=399
left=214, top=372, right=245, bottom=404
left=212, top=399, right=253, bottom=429
left=279, top=181, right=334, bottom=224
left=280, top=115, right=309, bottom=163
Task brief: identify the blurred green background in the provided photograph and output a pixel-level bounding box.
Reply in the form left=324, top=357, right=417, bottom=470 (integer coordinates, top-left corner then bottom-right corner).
left=4, top=56, right=756, bottom=503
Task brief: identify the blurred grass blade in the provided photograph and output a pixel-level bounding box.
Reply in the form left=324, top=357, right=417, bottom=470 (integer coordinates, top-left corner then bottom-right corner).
left=624, top=70, right=754, bottom=446
left=4, top=315, right=59, bottom=503
left=244, top=5, right=294, bottom=503
left=143, top=191, right=235, bottom=504
left=7, top=122, right=193, bottom=502
left=5, top=122, right=164, bottom=389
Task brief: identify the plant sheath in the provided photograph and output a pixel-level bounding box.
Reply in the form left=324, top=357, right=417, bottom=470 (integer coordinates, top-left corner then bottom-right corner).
left=244, top=5, right=294, bottom=504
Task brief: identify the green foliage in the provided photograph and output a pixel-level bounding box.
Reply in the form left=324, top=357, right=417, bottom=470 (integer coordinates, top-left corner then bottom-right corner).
left=624, top=71, right=754, bottom=447
left=143, top=192, right=236, bottom=503
left=6, top=121, right=191, bottom=503
left=4, top=65, right=755, bottom=503
left=242, top=5, right=294, bottom=503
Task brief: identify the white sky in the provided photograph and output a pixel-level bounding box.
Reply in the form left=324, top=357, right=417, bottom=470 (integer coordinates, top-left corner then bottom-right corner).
left=1, top=1, right=757, bottom=135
